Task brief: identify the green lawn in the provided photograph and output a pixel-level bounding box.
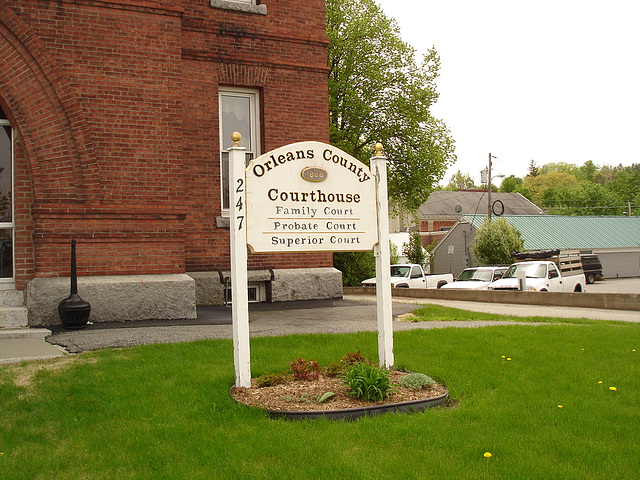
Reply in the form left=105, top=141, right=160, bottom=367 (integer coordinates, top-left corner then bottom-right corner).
left=1, top=307, right=639, bottom=479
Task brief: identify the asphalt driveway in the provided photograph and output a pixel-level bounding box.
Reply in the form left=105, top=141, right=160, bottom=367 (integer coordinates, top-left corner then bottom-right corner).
left=47, top=292, right=640, bottom=354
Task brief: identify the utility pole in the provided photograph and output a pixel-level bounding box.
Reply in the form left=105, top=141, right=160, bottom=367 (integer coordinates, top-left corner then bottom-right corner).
left=488, top=153, right=495, bottom=220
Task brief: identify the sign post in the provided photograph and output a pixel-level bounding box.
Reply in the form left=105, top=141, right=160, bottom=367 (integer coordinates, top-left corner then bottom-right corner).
left=229, top=132, right=251, bottom=388
left=370, top=144, right=394, bottom=369
left=230, top=139, right=396, bottom=385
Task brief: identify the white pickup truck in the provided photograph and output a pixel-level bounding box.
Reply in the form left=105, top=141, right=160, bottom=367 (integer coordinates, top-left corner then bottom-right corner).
left=361, top=264, right=453, bottom=289
left=488, top=260, right=586, bottom=292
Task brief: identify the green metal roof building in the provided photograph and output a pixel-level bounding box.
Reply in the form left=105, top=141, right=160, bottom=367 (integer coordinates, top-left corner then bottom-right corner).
left=432, top=214, right=640, bottom=278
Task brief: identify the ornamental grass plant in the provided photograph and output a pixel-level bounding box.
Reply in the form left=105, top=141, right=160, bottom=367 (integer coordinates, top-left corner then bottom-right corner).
left=0, top=308, right=638, bottom=479
left=343, top=361, right=392, bottom=401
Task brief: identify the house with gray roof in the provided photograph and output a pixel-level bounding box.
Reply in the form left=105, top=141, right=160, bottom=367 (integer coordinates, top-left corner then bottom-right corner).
left=391, top=190, right=543, bottom=234
left=431, top=214, right=640, bottom=279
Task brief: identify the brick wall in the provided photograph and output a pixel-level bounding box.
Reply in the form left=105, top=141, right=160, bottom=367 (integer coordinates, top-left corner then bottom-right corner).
left=13, top=134, right=34, bottom=289
left=421, top=220, right=456, bottom=232
left=0, top=0, right=333, bottom=282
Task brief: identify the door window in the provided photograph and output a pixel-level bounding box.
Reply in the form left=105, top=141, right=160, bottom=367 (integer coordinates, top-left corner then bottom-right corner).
left=0, top=110, right=14, bottom=286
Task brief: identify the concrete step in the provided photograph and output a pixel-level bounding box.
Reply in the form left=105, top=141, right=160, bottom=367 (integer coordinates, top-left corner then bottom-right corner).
left=0, top=306, right=28, bottom=329
left=0, top=289, right=25, bottom=307
left=0, top=327, right=50, bottom=339
left=0, top=328, right=65, bottom=365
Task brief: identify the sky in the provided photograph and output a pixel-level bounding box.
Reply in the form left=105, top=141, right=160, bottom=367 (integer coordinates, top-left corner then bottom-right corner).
left=374, top=0, right=640, bottom=187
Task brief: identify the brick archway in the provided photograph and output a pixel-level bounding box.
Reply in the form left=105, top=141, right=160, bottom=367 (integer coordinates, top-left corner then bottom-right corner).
left=0, top=4, right=99, bottom=204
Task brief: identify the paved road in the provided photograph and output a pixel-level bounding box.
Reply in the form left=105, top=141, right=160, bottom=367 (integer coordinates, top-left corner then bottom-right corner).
left=45, top=293, right=640, bottom=355
left=583, top=277, right=638, bottom=294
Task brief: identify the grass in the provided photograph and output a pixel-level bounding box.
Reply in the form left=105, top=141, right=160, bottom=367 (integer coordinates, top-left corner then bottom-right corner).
left=0, top=308, right=639, bottom=479
left=407, top=304, right=598, bottom=324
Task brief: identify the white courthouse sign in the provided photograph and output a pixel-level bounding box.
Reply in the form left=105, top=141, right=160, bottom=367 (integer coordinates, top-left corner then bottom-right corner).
left=245, top=141, right=378, bottom=253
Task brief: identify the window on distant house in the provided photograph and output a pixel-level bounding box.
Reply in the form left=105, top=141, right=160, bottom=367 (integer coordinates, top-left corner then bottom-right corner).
left=210, top=0, right=267, bottom=15
left=219, top=88, right=260, bottom=212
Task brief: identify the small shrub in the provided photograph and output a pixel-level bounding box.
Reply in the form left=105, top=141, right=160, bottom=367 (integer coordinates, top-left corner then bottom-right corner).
left=289, top=358, right=321, bottom=381
left=397, top=373, right=436, bottom=391
left=323, top=361, right=344, bottom=377
left=341, top=350, right=374, bottom=367
left=256, top=371, right=291, bottom=387
left=343, top=362, right=391, bottom=402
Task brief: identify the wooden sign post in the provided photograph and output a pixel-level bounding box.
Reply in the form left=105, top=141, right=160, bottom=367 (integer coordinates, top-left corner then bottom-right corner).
left=229, top=133, right=251, bottom=387
left=371, top=145, right=394, bottom=368
left=229, top=136, right=393, bottom=387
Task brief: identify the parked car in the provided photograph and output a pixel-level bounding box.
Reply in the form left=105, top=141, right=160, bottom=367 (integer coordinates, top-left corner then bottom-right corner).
left=361, top=264, right=453, bottom=289
left=580, top=254, right=603, bottom=284
left=440, top=266, right=507, bottom=290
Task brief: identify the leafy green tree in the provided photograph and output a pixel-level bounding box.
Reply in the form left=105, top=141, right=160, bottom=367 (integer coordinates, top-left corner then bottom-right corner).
left=471, top=218, right=524, bottom=266
left=488, top=161, right=639, bottom=215
left=402, top=232, right=426, bottom=266
left=543, top=183, right=623, bottom=215
left=606, top=164, right=640, bottom=202
left=577, top=160, right=598, bottom=182
left=333, top=251, right=375, bottom=286
left=593, top=164, right=617, bottom=186
left=333, top=241, right=401, bottom=286
left=326, top=0, right=456, bottom=211
left=389, top=241, right=400, bottom=265
left=499, top=175, right=523, bottom=193
left=444, top=170, right=476, bottom=190
left=538, top=162, right=579, bottom=176
left=522, top=171, right=580, bottom=205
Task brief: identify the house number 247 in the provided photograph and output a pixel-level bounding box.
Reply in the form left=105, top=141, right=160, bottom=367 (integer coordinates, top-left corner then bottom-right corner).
left=235, top=178, right=244, bottom=230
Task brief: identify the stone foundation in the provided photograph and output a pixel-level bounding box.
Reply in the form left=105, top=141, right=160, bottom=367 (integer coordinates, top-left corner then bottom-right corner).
left=188, top=267, right=343, bottom=305
left=25, top=268, right=343, bottom=327
left=26, top=274, right=197, bottom=327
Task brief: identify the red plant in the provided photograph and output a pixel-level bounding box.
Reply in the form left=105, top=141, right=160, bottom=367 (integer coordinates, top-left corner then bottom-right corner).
left=289, top=358, right=321, bottom=381
left=341, top=350, right=374, bottom=367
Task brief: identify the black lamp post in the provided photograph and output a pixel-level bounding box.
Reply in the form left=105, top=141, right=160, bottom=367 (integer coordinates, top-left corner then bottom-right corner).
left=58, top=239, right=91, bottom=329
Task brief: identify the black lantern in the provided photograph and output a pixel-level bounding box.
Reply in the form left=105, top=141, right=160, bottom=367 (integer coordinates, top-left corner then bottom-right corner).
left=58, top=239, right=91, bottom=330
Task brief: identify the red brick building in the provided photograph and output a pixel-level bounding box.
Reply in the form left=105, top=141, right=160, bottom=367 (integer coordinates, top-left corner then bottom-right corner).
left=0, top=0, right=341, bottom=326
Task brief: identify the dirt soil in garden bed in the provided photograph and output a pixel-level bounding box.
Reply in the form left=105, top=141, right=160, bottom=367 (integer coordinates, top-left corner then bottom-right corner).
left=231, top=371, right=448, bottom=412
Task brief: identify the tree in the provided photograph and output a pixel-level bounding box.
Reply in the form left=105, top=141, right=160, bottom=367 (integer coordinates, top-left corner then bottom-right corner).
left=333, top=251, right=375, bottom=286
left=334, top=240, right=399, bottom=286
left=527, top=159, right=539, bottom=177
left=538, top=162, right=579, bottom=176
left=471, top=218, right=524, bottom=266
left=577, top=160, right=598, bottom=182
left=606, top=164, right=640, bottom=202
left=498, top=175, right=523, bottom=193
left=402, top=232, right=426, bottom=266
left=444, top=170, right=476, bottom=190
left=522, top=171, right=580, bottom=205
left=543, top=183, right=624, bottom=215
left=326, top=0, right=456, bottom=211
left=389, top=240, right=400, bottom=265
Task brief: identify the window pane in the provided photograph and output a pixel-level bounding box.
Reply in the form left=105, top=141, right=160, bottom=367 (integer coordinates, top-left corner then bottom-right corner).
left=221, top=95, right=252, bottom=150
left=0, top=126, right=11, bottom=223
left=219, top=89, right=259, bottom=211
left=0, top=229, right=12, bottom=278
left=221, top=151, right=230, bottom=210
